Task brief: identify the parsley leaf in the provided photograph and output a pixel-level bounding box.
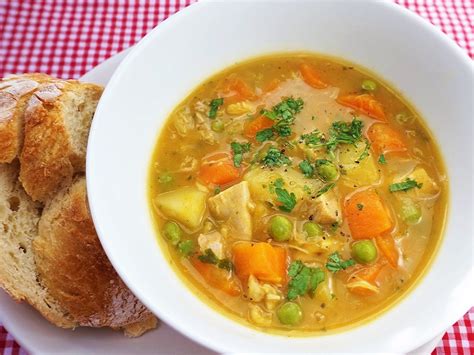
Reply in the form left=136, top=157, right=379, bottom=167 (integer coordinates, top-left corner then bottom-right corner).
left=230, top=141, right=251, bottom=167
left=326, top=252, right=355, bottom=273
left=274, top=178, right=285, bottom=189
left=260, top=97, right=304, bottom=139
left=300, top=129, right=325, bottom=147
left=275, top=187, right=297, bottom=212
left=299, top=160, right=314, bottom=178
left=287, top=260, right=325, bottom=300
left=316, top=183, right=336, bottom=197
left=198, top=249, right=233, bottom=270
left=358, top=139, right=371, bottom=161
left=326, top=119, right=363, bottom=154
left=378, top=154, right=387, bottom=165
left=389, top=178, right=423, bottom=192
left=208, top=98, right=224, bottom=119
left=261, top=147, right=291, bottom=167
left=357, top=203, right=364, bottom=210
left=255, top=128, right=274, bottom=142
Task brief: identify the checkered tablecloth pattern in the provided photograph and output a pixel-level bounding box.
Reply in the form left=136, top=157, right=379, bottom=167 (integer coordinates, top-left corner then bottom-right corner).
left=0, top=0, right=472, bottom=354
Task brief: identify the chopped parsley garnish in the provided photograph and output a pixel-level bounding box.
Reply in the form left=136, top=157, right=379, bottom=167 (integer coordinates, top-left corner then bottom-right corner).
left=255, top=128, right=274, bottom=142
left=326, top=252, right=355, bottom=272
left=230, top=141, right=251, bottom=167
left=389, top=178, right=423, bottom=192
left=274, top=177, right=285, bottom=189
left=214, top=187, right=221, bottom=195
left=261, top=147, right=291, bottom=167
left=158, top=172, right=173, bottom=184
left=275, top=187, right=297, bottom=212
left=198, top=249, right=233, bottom=270
left=299, top=160, right=314, bottom=178
left=178, top=240, right=195, bottom=256
left=357, top=203, right=364, bottom=210
left=287, top=260, right=325, bottom=300
left=316, top=183, right=336, bottom=197
left=300, top=129, right=325, bottom=147
left=326, top=119, right=363, bottom=154
left=257, top=97, right=304, bottom=141
left=378, top=154, right=387, bottom=165
left=358, top=139, right=371, bottom=161
left=208, top=98, right=224, bottom=119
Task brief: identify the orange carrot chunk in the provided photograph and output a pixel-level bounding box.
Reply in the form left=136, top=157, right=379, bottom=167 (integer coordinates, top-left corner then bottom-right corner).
left=244, top=115, right=274, bottom=138
left=347, top=262, right=386, bottom=296
left=221, top=77, right=256, bottom=104
left=198, top=153, right=240, bottom=185
left=191, top=258, right=241, bottom=296
left=263, top=78, right=281, bottom=93
left=337, top=94, right=386, bottom=121
left=367, top=123, right=407, bottom=154
left=232, top=242, right=287, bottom=284
left=299, top=63, right=328, bottom=89
left=344, top=189, right=393, bottom=239
left=375, top=235, right=399, bottom=269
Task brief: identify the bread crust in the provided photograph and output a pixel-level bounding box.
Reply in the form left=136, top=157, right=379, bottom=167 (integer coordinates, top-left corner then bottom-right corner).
left=34, top=177, right=157, bottom=329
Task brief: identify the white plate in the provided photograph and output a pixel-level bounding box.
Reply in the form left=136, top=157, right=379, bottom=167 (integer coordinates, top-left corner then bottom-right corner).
left=0, top=46, right=444, bottom=355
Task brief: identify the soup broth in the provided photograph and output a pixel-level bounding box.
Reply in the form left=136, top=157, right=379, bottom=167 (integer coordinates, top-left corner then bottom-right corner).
left=149, top=53, right=447, bottom=334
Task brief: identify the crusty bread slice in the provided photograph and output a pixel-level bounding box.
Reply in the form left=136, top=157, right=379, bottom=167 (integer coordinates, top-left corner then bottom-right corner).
left=19, top=80, right=103, bottom=202
left=0, top=161, right=76, bottom=328
left=0, top=74, right=53, bottom=164
left=34, top=177, right=157, bottom=335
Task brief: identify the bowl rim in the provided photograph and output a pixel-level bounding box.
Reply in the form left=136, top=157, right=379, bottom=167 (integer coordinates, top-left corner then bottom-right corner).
left=87, top=0, right=474, bottom=352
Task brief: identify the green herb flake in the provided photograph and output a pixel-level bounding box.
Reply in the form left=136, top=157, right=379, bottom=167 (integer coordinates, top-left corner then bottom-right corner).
left=261, top=147, right=291, bottom=167
left=300, top=129, right=325, bottom=147
left=389, top=178, right=423, bottom=192
left=378, top=154, right=387, bottom=165
left=158, top=173, right=173, bottom=184
left=316, top=183, right=336, bottom=197
left=255, top=128, right=274, bottom=142
left=214, top=187, right=221, bottom=195
left=208, top=98, right=224, bottom=119
left=299, top=160, right=314, bottom=178
left=230, top=141, right=251, bottom=168
left=178, top=240, right=195, bottom=257
left=326, top=252, right=355, bottom=273
left=275, top=187, right=297, bottom=212
left=198, top=249, right=219, bottom=264
left=357, top=203, right=364, bottom=211
left=217, top=259, right=233, bottom=271
left=287, top=260, right=325, bottom=300
left=358, top=139, right=371, bottom=161
left=326, top=119, right=363, bottom=154
left=260, top=97, right=304, bottom=139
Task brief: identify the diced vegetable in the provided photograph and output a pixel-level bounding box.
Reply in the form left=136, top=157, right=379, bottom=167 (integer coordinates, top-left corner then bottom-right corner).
left=351, top=240, right=378, bottom=264
left=232, top=242, right=287, bottom=284
left=222, top=77, right=256, bottom=103
left=226, top=101, right=253, bottom=116
left=361, top=79, right=377, bottom=91
left=344, top=189, right=393, bottom=239
left=315, top=159, right=338, bottom=182
left=178, top=240, right=195, bottom=256
left=277, top=302, right=303, bottom=325
left=303, top=221, right=323, bottom=239
left=347, top=263, right=385, bottom=296
left=162, top=221, right=182, bottom=245
left=406, top=166, right=440, bottom=197
left=375, top=235, right=399, bottom=268
left=268, top=215, right=293, bottom=241
left=154, top=187, right=208, bottom=229
left=311, top=190, right=341, bottom=225
left=244, top=115, right=275, bottom=139
left=338, top=142, right=380, bottom=186
left=299, top=63, right=328, bottom=89
left=191, top=258, right=241, bottom=296
left=400, top=198, right=422, bottom=224
left=367, top=123, right=407, bottom=155
left=337, top=94, right=386, bottom=121
left=198, top=153, right=240, bottom=186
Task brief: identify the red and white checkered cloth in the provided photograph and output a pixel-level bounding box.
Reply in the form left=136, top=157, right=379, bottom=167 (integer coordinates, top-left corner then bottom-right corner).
left=0, top=1, right=472, bottom=354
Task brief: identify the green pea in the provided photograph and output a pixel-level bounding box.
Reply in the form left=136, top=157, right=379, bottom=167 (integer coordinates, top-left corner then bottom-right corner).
left=268, top=215, right=293, bottom=241
left=361, top=79, right=377, bottom=91
left=162, top=221, right=182, bottom=245
left=178, top=239, right=195, bottom=256
left=315, top=160, right=338, bottom=182
left=401, top=199, right=422, bottom=224
left=158, top=172, right=173, bottom=184
left=303, top=221, right=323, bottom=239
left=211, top=119, right=224, bottom=132
left=277, top=302, right=303, bottom=325
left=351, top=240, right=378, bottom=264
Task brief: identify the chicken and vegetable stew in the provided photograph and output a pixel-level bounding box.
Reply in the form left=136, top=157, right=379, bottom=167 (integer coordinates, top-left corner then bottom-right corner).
left=149, top=54, right=447, bottom=333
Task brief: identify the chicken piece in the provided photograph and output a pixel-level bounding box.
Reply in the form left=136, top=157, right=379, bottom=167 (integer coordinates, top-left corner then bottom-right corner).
left=208, top=181, right=253, bottom=240
left=311, top=190, right=341, bottom=225
left=198, top=231, right=224, bottom=259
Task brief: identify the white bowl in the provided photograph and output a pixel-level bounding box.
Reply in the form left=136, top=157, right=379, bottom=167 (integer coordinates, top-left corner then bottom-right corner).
left=87, top=0, right=474, bottom=353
